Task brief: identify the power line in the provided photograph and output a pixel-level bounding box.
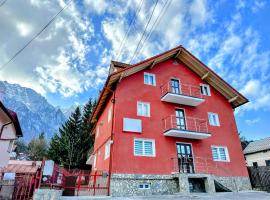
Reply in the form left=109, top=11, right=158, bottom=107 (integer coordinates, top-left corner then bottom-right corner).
left=0, top=0, right=7, bottom=7
left=114, top=0, right=144, bottom=61
left=129, top=0, right=159, bottom=64
left=0, top=0, right=73, bottom=71
left=133, top=0, right=172, bottom=60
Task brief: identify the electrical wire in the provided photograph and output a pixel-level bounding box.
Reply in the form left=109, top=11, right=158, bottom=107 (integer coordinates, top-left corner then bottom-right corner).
left=133, top=0, right=172, bottom=61
left=114, top=0, right=144, bottom=61
left=0, top=0, right=73, bottom=70
left=129, top=0, right=159, bottom=64
left=0, top=0, right=7, bottom=8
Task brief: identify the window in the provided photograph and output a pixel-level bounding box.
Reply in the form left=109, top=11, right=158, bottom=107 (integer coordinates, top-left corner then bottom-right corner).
left=253, top=162, right=258, bottom=168
left=265, top=160, right=270, bottom=166
left=96, top=126, right=99, bottom=138
left=144, top=72, right=156, bottom=86
left=208, top=112, right=220, bottom=126
left=139, top=183, right=150, bottom=189
left=175, top=109, right=186, bottom=130
left=134, top=139, right=155, bottom=157
left=171, top=79, right=181, bottom=94
left=200, top=84, right=211, bottom=96
left=7, top=140, right=14, bottom=153
left=211, top=146, right=229, bottom=161
left=137, top=102, right=150, bottom=117
left=123, top=118, right=142, bottom=133
left=104, top=141, right=111, bottom=160
left=108, top=106, right=112, bottom=122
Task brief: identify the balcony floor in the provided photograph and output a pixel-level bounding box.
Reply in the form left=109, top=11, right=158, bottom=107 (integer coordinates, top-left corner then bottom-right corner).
left=164, top=129, right=211, bottom=139
left=161, top=92, right=205, bottom=106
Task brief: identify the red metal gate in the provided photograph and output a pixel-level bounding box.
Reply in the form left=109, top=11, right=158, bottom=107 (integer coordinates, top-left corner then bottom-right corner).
left=41, top=164, right=109, bottom=196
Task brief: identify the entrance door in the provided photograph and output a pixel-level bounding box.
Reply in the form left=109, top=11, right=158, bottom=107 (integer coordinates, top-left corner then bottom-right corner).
left=171, top=79, right=181, bottom=94
left=176, top=143, right=194, bottom=173
left=175, top=109, right=186, bottom=130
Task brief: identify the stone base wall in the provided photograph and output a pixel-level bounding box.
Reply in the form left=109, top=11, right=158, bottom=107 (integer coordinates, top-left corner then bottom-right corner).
left=110, top=173, right=179, bottom=196
left=110, top=173, right=251, bottom=196
left=33, top=189, right=62, bottom=200
left=214, top=176, right=252, bottom=191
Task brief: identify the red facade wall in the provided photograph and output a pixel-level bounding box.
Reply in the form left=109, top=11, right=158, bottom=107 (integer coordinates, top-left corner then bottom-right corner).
left=92, top=96, right=113, bottom=172
left=108, top=58, right=248, bottom=177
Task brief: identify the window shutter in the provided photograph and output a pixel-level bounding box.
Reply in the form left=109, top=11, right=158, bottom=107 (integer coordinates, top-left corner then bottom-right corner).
left=211, top=147, right=219, bottom=160
left=219, top=148, right=226, bottom=160
left=134, top=140, right=143, bottom=155
left=144, top=141, right=153, bottom=156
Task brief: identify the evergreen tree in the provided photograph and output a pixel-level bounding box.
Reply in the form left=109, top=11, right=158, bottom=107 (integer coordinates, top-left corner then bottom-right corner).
left=48, top=99, right=96, bottom=169
left=28, top=132, right=48, bottom=161
left=79, top=98, right=96, bottom=168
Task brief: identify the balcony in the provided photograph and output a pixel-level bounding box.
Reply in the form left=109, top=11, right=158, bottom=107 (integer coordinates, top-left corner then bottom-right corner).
left=163, top=115, right=210, bottom=139
left=160, top=81, right=205, bottom=106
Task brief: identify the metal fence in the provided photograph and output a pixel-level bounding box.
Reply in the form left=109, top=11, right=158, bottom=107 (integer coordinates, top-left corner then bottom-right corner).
left=41, top=164, right=109, bottom=196
left=248, top=166, right=270, bottom=192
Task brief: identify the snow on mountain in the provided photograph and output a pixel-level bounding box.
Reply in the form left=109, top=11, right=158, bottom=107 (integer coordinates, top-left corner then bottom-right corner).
left=0, top=81, right=66, bottom=142
left=61, top=104, right=84, bottom=118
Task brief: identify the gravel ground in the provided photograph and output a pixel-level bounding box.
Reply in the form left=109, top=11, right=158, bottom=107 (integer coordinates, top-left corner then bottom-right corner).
left=60, top=191, right=270, bottom=200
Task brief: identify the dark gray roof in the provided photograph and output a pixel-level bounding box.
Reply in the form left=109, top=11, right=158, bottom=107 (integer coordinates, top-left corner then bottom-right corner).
left=243, top=137, right=270, bottom=154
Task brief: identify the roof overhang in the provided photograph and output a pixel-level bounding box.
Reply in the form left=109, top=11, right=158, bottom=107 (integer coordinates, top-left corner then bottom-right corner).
left=90, top=45, right=248, bottom=123
left=0, top=101, right=23, bottom=137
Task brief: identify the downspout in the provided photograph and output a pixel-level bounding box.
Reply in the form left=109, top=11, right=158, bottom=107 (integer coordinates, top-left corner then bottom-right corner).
left=0, top=121, right=12, bottom=139
left=107, top=86, right=117, bottom=196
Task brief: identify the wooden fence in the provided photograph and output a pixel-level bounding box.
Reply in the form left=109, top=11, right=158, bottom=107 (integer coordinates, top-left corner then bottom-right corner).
left=247, top=166, right=270, bottom=192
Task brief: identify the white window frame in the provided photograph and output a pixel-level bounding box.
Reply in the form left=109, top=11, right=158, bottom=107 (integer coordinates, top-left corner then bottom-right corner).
left=134, top=138, right=156, bottom=157
left=144, top=72, right=156, bottom=86
left=104, top=141, right=111, bottom=160
left=208, top=112, right=220, bottom=126
left=211, top=146, right=230, bottom=162
left=200, top=84, right=211, bottom=96
left=137, top=101, right=150, bottom=117
left=108, top=106, right=112, bottom=122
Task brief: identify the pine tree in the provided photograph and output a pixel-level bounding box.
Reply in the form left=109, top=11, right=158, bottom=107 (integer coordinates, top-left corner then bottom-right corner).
left=78, top=98, right=96, bottom=168
left=48, top=99, right=96, bottom=169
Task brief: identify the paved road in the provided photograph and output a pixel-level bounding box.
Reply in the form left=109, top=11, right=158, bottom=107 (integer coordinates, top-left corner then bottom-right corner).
left=60, top=191, right=270, bottom=200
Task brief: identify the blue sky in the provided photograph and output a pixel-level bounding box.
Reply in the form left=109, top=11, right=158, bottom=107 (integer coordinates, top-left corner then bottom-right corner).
left=0, top=0, right=269, bottom=140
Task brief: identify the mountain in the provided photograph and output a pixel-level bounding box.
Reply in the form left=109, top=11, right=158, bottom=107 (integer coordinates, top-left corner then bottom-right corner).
left=61, top=104, right=84, bottom=118
left=0, top=81, right=66, bottom=142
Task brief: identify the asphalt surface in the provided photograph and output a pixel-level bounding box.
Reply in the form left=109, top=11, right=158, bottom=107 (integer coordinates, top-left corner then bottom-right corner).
left=60, top=191, right=270, bottom=200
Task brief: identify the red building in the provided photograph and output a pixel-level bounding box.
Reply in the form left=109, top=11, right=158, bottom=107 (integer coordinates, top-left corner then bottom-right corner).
left=88, top=46, right=251, bottom=196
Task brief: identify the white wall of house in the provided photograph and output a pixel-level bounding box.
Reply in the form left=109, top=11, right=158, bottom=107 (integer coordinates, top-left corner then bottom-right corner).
left=245, top=150, right=270, bottom=167
left=0, top=109, right=17, bottom=168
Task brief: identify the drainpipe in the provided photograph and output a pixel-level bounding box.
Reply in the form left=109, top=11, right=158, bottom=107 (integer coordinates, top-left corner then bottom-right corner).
left=106, top=86, right=117, bottom=196
left=0, top=121, right=12, bottom=139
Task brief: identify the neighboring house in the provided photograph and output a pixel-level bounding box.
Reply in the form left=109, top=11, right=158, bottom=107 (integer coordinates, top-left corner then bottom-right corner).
left=244, top=137, right=270, bottom=167
left=0, top=101, right=23, bottom=168
left=88, top=46, right=251, bottom=196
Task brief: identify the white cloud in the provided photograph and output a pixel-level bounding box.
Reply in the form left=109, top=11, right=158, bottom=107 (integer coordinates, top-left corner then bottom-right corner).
left=0, top=0, right=97, bottom=97
left=240, top=80, right=260, bottom=97
left=16, top=22, right=33, bottom=37
left=245, top=118, right=260, bottom=125
left=189, top=0, right=208, bottom=25
left=84, top=0, right=109, bottom=14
